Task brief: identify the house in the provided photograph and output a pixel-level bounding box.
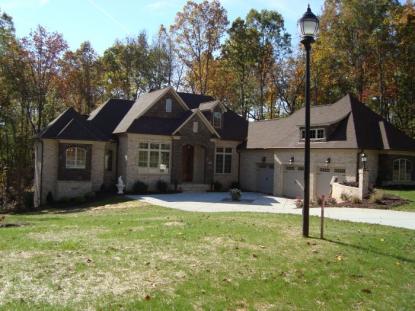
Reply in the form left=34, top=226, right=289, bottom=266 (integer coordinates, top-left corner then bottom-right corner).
left=33, top=87, right=247, bottom=206
left=34, top=89, right=415, bottom=206
left=240, top=94, right=415, bottom=199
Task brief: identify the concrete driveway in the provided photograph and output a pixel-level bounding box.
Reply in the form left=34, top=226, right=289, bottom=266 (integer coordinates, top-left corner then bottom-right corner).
left=128, top=192, right=415, bottom=230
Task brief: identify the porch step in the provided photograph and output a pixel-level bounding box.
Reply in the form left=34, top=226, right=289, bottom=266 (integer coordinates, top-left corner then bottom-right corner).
left=180, top=183, right=210, bottom=192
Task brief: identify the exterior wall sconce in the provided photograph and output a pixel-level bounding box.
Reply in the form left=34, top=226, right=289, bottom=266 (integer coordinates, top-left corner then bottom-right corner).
left=325, top=157, right=331, bottom=165
left=262, top=156, right=266, bottom=163
left=361, top=153, right=368, bottom=170
left=289, top=156, right=294, bottom=165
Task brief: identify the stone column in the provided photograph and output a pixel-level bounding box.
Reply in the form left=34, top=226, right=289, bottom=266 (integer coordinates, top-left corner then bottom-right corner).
left=358, top=168, right=369, bottom=199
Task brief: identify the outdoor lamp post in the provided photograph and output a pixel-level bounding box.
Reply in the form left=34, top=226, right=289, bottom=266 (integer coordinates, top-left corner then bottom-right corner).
left=361, top=153, right=368, bottom=170
left=298, top=5, right=319, bottom=237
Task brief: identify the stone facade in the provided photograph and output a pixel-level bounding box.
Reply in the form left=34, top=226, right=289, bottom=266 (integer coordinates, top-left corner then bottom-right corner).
left=144, top=93, right=186, bottom=118
left=171, top=114, right=216, bottom=184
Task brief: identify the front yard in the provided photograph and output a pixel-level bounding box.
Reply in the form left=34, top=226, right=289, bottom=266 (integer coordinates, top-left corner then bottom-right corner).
left=0, top=197, right=414, bottom=310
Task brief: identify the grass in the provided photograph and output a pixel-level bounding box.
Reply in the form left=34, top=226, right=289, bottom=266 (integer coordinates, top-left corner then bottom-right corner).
left=379, top=187, right=415, bottom=211
left=0, top=197, right=414, bottom=310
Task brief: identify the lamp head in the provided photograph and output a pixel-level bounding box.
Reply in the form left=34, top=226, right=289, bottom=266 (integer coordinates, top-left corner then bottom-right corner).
left=298, top=5, right=319, bottom=42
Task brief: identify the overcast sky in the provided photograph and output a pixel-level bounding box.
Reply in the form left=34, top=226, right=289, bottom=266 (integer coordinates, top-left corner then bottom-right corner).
left=1, top=0, right=326, bottom=54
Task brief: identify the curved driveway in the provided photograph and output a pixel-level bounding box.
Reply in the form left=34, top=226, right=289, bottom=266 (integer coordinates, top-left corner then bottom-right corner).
left=128, top=192, right=415, bottom=230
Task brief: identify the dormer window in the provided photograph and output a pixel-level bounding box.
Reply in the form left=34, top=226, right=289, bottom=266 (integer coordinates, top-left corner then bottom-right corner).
left=301, top=128, right=325, bottom=140
left=165, top=98, right=172, bottom=112
left=213, top=111, right=222, bottom=128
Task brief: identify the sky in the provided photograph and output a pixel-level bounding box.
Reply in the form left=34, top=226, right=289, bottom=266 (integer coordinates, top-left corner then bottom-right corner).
left=0, top=0, right=326, bottom=55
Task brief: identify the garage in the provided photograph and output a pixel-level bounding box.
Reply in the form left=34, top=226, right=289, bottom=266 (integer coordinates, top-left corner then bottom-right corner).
left=316, top=167, right=346, bottom=197
left=256, top=163, right=274, bottom=194
left=283, top=165, right=304, bottom=198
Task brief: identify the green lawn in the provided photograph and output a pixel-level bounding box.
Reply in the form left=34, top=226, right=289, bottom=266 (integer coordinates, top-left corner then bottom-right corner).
left=381, top=188, right=415, bottom=211
left=1, top=197, right=414, bottom=310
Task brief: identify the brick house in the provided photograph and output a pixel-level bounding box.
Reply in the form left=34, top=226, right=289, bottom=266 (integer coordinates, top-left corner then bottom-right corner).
left=34, top=87, right=247, bottom=205
left=34, top=88, right=415, bottom=206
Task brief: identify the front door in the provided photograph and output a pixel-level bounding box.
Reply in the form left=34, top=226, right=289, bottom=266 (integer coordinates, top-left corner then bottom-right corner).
left=182, top=145, right=194, bottom=182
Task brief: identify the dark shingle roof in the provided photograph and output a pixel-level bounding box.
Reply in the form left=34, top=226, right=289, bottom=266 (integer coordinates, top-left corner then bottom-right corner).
left=88, top=99, right=134, bottom=138
left=177, top=92, right=214, bottom=109
left=246, top=94, right=415, bottom=151
left=217, top=111, right=248, bottom=141
left=40, top=108, right=107, bottom=141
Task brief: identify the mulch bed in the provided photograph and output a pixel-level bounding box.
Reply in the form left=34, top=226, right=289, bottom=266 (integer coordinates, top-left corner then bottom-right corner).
left=327, top=195, right=410, bottom=209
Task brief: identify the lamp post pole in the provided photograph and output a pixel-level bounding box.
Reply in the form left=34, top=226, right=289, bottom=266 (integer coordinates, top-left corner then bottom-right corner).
left=303, top=39, right=312, bottom=237
left=298, top=5, right=319, bottom=237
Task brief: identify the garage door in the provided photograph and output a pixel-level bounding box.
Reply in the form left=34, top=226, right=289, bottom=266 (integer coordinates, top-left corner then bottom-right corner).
left=283, top=166, right=304, bottom=199
left=316, top=167, right=346, bottom=197
left=256, top=164, right=274, bottom=194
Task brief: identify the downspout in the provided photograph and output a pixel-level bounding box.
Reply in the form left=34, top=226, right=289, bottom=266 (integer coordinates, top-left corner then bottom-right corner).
left=356, top=149, right=363, bottom=183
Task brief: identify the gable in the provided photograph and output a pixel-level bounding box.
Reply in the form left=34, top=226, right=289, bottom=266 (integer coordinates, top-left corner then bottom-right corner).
left=175, top=113, right=217, bottom=138
left=143, top=92, right=187, bottom=118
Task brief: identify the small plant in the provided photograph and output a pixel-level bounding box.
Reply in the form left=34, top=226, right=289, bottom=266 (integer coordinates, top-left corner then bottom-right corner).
left=351, top=196, right=362, bottom=204
left=133, top=180, right=148, bottom=194
left=317, top=195, right=326, bottom=206
left=368, top=190, right=384, bottom=204
left=74, top=196, right=86, bottom=204
left=59, top=197, right=71, bottom=204
left=327, top=197, right=337, bottom=206
left=46, top=192, right=54, bottom=204
left=230, top=181, right=240, bottom=190
left=84, top=191, right=96, bottom=201
left=156, top=180, right=168, bottom=193
left=212, top=181, right=222, bottom=192
left=340, top=192, right=351, bottom=202
left=229, top=188, right=241, bottom=201
left=295, top=198, right=304, bottom=209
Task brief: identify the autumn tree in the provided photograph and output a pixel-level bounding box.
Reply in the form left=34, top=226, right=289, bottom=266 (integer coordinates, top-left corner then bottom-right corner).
left=171, top=0, right=228, bottom=94
left=60, top=41, right=103, bottom=113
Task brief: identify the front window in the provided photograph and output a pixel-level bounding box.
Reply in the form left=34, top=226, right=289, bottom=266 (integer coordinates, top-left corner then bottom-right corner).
left=65, top=147, right=86, bottom=169
left=301, top=128, right=325, bottom=140
left=213, top=112, right=222, bottom=128
left=393, top=159, right=412, bottom=182
left=138, top=142, right=170, bottom=173
left=166, top=98, right=172, bottom=112
left=215, top=147, right=232, bottom=174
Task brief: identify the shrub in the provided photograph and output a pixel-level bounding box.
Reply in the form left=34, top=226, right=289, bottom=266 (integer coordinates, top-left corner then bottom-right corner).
left=133, top=180, right=148, bottom=194
left=23, top=191, right=34, bottom=209
left=74, top=196, right=86, bottom=204
left=46, top=192, right=54, bottom=204
left=212, top=181, right=223, bottom=192
left=368, top=190, right=384, bottom=204
left=156, top=180, right=168, bottom=193
left=84, top=191, right=96, bottom=201
left=351, top=196, right=361, bottom=204
left=327, top=197, right=337, bottom=206
left=59, top=197, right=71, bottom=203
left=295, top=198, right=304, bottom=208
left=340, top=192, right=351, bottom=202
left=317, top=195, right=326, bottom=206
left=230, top=181, right=240, bottom=190
left=229, top=188, right=241, bottom=201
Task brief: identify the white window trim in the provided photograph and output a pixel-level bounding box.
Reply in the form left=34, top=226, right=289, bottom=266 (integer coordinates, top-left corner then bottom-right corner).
left=301, top=128, right=326, bottom=140
left=215, top=147, right=232, bottom=174
left=393, top=158, right=412, bottom=182
left=65, top=147, right=87, bottom=169
left=138, top=142, right=171, bottom=175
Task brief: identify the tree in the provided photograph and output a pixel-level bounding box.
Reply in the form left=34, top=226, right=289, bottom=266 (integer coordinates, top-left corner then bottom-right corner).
left=60, top=41, right=103, bottom=113
left=171, top=0, right=228, bottom=94
left=246, top=9, right=291, bottom=119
